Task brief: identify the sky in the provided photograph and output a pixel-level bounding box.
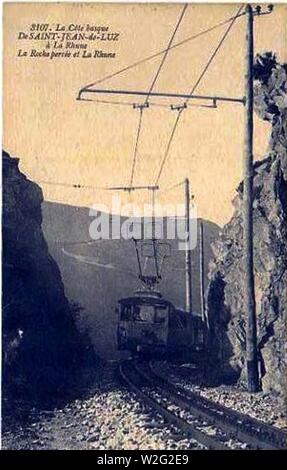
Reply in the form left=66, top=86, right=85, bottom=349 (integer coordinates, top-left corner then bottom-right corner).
left=3, top=2, right=287, bottom=226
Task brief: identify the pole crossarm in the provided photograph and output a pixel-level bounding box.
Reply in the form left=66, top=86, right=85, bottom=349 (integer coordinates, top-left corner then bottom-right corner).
left=77, top=88, right=245, bottom=105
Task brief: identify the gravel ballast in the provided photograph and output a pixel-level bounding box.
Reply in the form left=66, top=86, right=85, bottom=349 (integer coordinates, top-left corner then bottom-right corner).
left=2, top=365, right=200, bottom=450
left=3, top=361, right=286, bottom=450
left=152, top=362, right=287, bottom=430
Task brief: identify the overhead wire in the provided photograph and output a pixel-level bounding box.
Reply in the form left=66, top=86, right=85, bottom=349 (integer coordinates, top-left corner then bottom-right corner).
left=144, top=3, right=188, bottom=105
left=129, top=3, right=188, bottom=189
left=81, top=9, right=245, bottom=91
left=38, top=7, right=248, bottom=277
left=35, top=180, right=110, bottom=190
left=154, top=4, right=244, bottom=186
left=129, top=107, right=144, bottom=188
left=38, top=6, right=243, bottom=217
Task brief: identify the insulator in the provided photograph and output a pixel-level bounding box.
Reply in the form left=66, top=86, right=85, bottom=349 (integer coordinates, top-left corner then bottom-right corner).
left=255, top=5, right=261, bottom=15
left=170, top=103, right=187, bottom=111
left=133, top=102, right=149, bottom=109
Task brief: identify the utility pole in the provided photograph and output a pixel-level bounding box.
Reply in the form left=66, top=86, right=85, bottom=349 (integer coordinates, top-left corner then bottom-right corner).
left=243, top=4, right=260, bottom=393
left=199, top=220, right=206, bottom=324
left=151, top=188, right=160, bottom=280
left=184, top=178, right=192, bottom=314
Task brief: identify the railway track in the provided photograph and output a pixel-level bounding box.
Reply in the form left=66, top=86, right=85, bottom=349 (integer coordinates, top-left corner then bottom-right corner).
left=119, top=360, right=228, bottom=449
left=148, top=361, right=287, bottom=450
left=119, top=360, right=287, bottom=450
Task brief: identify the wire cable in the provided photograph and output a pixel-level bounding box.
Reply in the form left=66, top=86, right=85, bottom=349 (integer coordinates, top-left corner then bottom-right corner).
left=186, top=4, right=244, bottom=100
left=129, top=4, right=188, bottom=188
left=129, top=107, right=144, bottom=188
left=42, top=7, right=243, bottom=199
left=154, top=4, right=244, bottom=185
left=36, top=180, right=110, bottom=190
left=145, top=3, right=188, bottom=104
left=81, top=10, right=245, bottom=92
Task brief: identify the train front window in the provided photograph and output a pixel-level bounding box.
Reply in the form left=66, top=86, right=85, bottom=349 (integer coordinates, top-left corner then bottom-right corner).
left=121, top=303, right=167, bottom=323
left=134, top=305, right=155, bottom=323
left=155, top=307, right=167, bottom=324
left=121, top=305, right=132, bottom=321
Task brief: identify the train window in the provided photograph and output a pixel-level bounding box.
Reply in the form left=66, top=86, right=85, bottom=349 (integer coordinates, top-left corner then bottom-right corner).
left=133, top=305, right=141, bottom=321
left=154, top=307, right=167, bottom=324
left=134, top=305, right=155, bottom=323
left=121, top=305, right=133, bottom=321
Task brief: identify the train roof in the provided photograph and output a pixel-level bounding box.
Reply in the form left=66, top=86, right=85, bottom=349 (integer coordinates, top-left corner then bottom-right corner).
left=118, top=293, right=173, bottom=307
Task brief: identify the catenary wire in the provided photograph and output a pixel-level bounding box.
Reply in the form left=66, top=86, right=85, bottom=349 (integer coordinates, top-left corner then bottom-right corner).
left=154, top=4, right=244, bottom=186
left=129, top=4, right=188, bottom=188
left=81, top=9, right=245, bottom=92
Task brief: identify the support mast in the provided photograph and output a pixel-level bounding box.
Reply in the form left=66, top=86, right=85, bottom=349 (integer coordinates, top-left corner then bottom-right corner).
left=243, top=4, right=260, bottom=392
left=185, top=178, right=192, bottom=314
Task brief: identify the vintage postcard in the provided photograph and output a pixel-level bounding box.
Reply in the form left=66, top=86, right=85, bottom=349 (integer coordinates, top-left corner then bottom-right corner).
left=2, top=1, right=287, bottom=453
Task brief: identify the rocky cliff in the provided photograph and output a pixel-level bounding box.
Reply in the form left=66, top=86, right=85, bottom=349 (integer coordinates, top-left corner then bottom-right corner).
left=207, top=54, right=287, bottom=396
left=2, top=150, right=84, bottom=398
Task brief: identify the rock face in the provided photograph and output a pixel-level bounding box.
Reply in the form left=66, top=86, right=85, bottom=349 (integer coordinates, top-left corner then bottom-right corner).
left=2, top=150, right=83, bottom=398
left=207, top=54, right=287, bottom=395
